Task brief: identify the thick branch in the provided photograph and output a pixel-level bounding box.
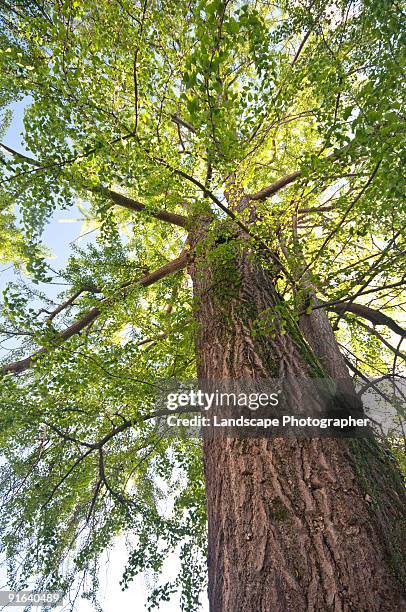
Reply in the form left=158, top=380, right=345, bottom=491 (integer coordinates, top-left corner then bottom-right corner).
left=1, top=308, right=101, bottom=375
left=247, top=144, right=354, bottom=202
left=248, top=171, right=301, bottom=201
left=46, top=285, right=101, bottom=322
left=329, top=302, right=406, bottom=337
left=1, top=144, right=189, bottom=228
left=94, top=188, right=190, bottom=228
left=1, top=253, right=188, bottom=376
left=0, top=143, right=41, bottom=167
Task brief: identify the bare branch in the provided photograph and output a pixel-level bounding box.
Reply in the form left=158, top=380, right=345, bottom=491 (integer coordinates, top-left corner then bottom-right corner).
left=47, top=405, right=194, bottom=452
left=0, top=132, right=137, bottom=186
left=42, top=447, right=94, bottom=508
left=292, top=28, right=312, bottom=65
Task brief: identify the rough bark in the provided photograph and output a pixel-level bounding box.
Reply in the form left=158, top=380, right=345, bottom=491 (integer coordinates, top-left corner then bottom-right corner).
left=188, top=224, right=406, bottom=612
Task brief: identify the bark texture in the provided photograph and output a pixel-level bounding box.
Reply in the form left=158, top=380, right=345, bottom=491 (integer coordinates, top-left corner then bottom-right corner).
left=189, top=225, right=406, bottom=612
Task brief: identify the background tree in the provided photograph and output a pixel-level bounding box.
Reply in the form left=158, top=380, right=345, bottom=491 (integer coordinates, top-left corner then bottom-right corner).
left=0, top=0, right=405, bottom=610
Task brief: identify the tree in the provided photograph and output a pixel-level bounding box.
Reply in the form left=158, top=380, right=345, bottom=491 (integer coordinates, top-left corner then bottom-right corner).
left=0, top=0, right=405, bottom=610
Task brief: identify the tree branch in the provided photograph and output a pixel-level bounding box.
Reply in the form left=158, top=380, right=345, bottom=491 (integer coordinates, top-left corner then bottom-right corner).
left=349, top=319, right=406, bottom=361
left=0, top=144, right=189, bottom=228
left=1, top=253, right=188, bottom=376
left=0, top=142, right=41, bottom=167
left=95, top=187, right=189, bottom=228
left=248, top=171, right=301, bottom=201
left=170, top=113, right=197, bottom=134
left=307, top=278, right=406, bottom=312
left=328, top=302, right=406, bottom=337
left=247, top=143, right=356, bottom=202
left=46, top=285, right=101, bottom=322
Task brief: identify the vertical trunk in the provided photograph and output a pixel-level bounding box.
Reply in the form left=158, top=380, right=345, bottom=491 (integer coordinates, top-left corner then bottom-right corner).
left=189, top=229, right=406, bottom=612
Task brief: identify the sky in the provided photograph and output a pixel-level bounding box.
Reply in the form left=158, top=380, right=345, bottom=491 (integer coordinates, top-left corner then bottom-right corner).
left=0, top=101, right=208, bottom=612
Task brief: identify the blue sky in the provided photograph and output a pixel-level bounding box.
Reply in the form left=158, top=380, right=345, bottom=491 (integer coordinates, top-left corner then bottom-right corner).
left=0, top=102, right=208, bottom=612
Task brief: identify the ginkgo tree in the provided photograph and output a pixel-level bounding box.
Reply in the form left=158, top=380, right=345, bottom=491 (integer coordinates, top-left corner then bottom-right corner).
left=0, top=0, right=405, bottom=610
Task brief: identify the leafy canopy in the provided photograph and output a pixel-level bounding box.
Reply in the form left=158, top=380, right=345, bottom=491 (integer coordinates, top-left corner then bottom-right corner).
left=0, top=0, right=404, bottom=609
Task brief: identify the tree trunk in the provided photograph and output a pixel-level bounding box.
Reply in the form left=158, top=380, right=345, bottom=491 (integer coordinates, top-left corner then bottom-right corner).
left=189, top=225, right=406, bottom=612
